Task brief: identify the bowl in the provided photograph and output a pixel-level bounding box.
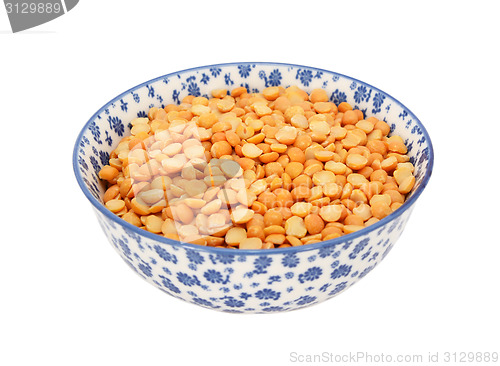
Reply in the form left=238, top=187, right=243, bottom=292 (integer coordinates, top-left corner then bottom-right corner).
left=73, top=62, right=433, bottom=313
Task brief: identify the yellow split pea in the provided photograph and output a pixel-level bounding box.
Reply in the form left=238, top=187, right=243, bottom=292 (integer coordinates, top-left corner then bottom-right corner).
left=99, top=85, right=416, bottom=249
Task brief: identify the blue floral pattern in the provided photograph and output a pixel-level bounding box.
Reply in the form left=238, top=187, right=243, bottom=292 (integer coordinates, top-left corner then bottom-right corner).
left=259, top=68, right=283, bottom=87
left=255, top=288, right=281, bottom=301
left=203, top=269, right=224, bottom=284
left=238, top=64, right=252, bottom=78
left=74, top=62, right=433, bottom=313
left=282, top=253, right=300, bottom=268
left=298, top=266, right=323, bottom=283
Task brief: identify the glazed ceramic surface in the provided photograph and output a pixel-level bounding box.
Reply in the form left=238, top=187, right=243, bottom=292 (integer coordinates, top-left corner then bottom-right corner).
left=73, top=62, right=433, bottom=313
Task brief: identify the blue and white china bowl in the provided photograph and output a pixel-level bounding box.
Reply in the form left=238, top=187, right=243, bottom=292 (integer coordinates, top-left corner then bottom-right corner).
left=73, top=62, right=433, bottom=313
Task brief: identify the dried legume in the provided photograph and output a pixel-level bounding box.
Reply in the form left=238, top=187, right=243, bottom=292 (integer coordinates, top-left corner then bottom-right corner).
left=99, top=86, right=416, bottom=248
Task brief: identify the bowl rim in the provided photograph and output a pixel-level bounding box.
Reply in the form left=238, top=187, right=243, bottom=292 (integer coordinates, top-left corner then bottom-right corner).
left=73, top=61, right=434, bottom=255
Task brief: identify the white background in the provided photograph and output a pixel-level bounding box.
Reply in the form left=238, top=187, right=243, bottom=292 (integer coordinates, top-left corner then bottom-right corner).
left=1, top=1, right=499, bottom=365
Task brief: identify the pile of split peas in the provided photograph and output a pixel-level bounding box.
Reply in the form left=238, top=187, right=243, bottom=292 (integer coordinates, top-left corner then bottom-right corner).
left=99, top=85, right=416, bottom=250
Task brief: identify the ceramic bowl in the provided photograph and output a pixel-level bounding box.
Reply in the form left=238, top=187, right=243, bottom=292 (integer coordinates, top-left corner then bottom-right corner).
left=73, top=62, right=433, bottom=313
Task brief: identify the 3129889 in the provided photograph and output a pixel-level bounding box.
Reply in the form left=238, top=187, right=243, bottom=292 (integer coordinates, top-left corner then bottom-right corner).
left=444, top=352, right=498, bottom=363
left=5, top=2, right=62, bottom=14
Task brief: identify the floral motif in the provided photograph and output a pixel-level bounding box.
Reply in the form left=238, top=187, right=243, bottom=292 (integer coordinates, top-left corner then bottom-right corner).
left=297, top=69, right=313, bottom=86
left=295, top=295, right=317, bottom=306
left=131, top=92, right=140, bottom=103
left=238, top=64, right=252, bottom=78
left=186, top=249, right=204, bottom=264
left=200, top=73, right=210, bottom=84
left=209, top=253, right=235, bottom=265
left=154, top=245, right=178, bottom=264
left=349, top=238, right=370, bottom=260
left=253, top=256, right=272, bottom=274
left=117, top=238, right=131, bottom=257
left=224, top=297, right=245, bottom=308
left=88, top=121, right=101, bottom=144
left=159, top=275, right=181, bottom=294
left=298, top=266, right=323, bottom=283
left=104, top=131, right=112, bottom=146
left=282, top=253, right=300, bottom=268
left=98, top=150, right=109, bottom=166
left=146, top=84, right=155, bottom=98
left=203, top=269, right=224, bottom=283
left=318, top=245, right=336, bottom=258
left=330, top=264, right=352, bottom=279
left=258, top=69, right=282, bottom=87
left=89, top=155, right=99, bottom=174
left=107, top=116, right=124, bottom=137
left=372, top=92, right=386, bottom=114
left=120, top=99, right=128, bottom=112
left=262, top=306, right=285, bottom=312
left=358, top=266, right=374, bottom=279
left=78, top=155, right=88, bottom=171
left=268, top=69, right=282, bottom=86
left=255, top=288, right=281, bottom=301
left=328, top=281, right=348, bottom=296
left=224, top=73, right=234, bottom=86
left=193, top=297, right=217, bottom=308
left=331, top=89, right=347, bottom=106
left=268, top=275, right=281, bottom=284
left=172, top=89, right=181, bottom=104
left=210, top=67, right=221, bottom=77
left=138, top=262, right=153, bottom=277
left=187, top=82, right=200, bottom=97
left=353, top=85, right=371, bottom=104
left=177, top=272, right=200, bottom=287
left=239, top=292, right=252, bottom=300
